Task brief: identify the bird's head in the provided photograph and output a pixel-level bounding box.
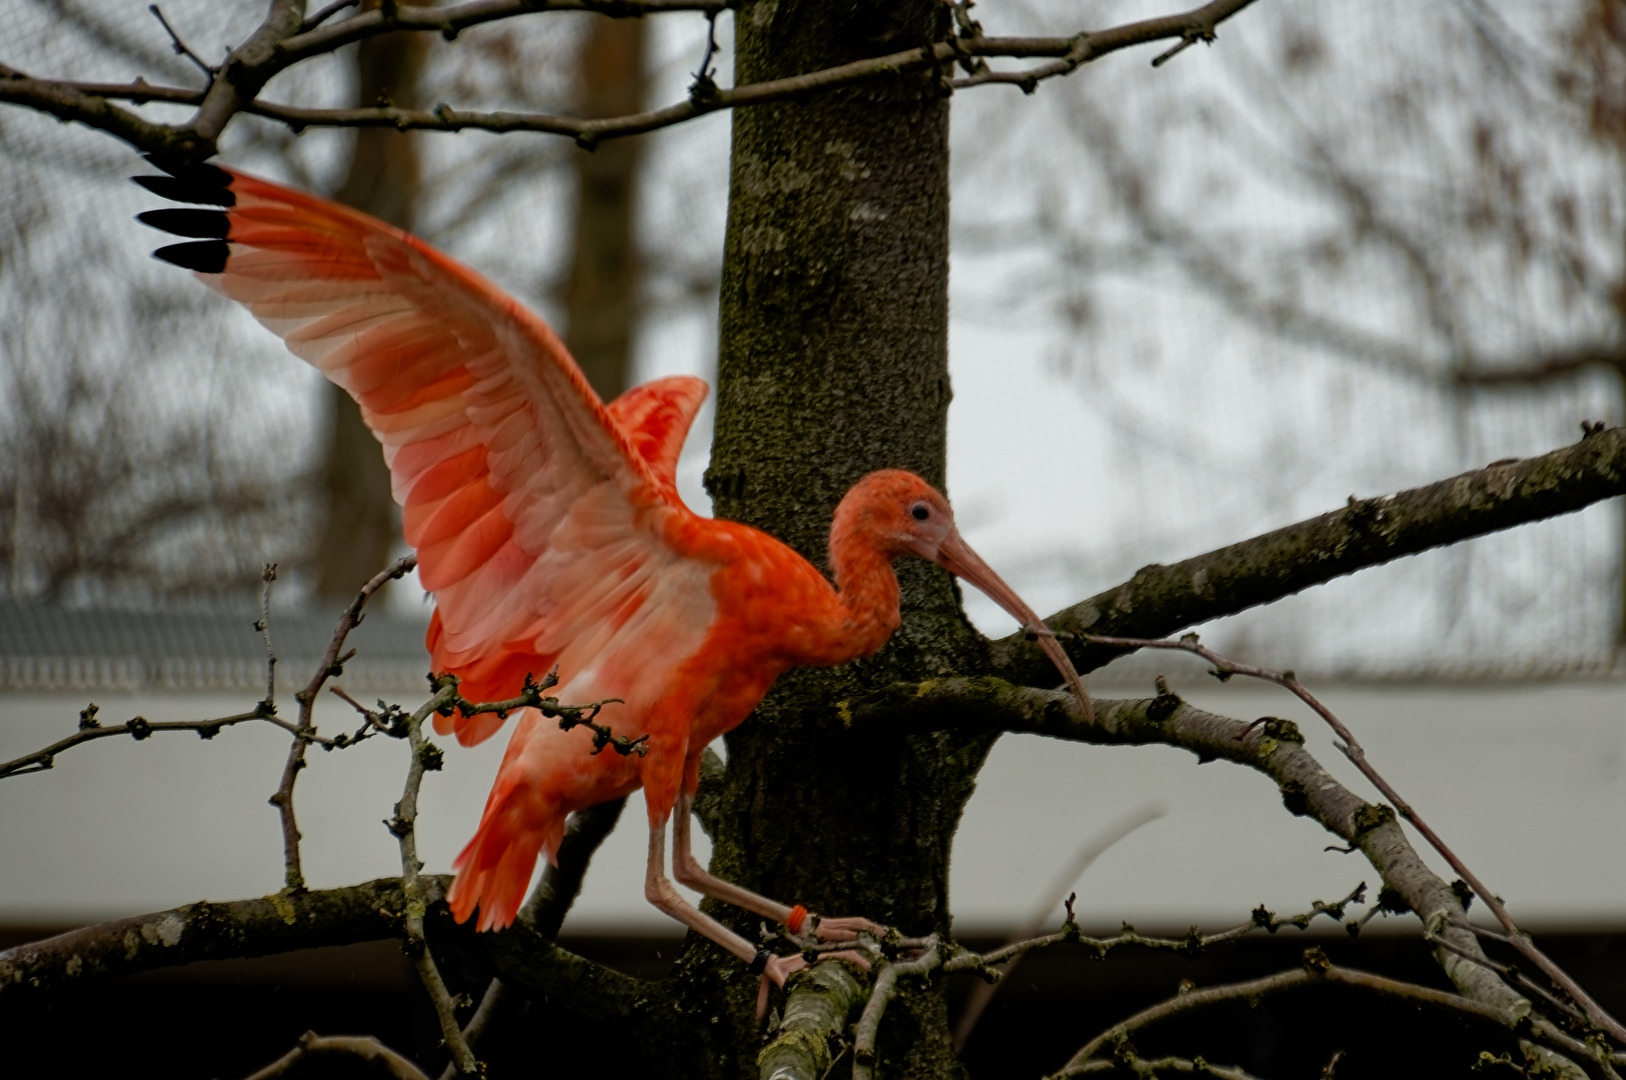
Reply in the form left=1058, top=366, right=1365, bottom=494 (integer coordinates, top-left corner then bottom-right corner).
left=833, top=469, right=1094, bottom=721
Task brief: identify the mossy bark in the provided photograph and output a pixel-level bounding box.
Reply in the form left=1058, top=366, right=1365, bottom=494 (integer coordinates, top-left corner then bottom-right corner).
left=680, top=1, right=990, bottom=1076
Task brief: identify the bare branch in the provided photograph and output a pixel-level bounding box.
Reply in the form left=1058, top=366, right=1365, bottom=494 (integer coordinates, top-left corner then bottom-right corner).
left=0, top=63, right=194, bottom=156
left=1055, top=954, right=1621, bottom=1080
left=256, top=563, right=277, bottom=710
left=953, top=804, right=1166, bottom=1051
left=1062, top=1057, right=1262, bottom=1079
left=148, top=4, right=218, bottom=85
left=0, top=876, right=645, bottom=1014
left=280, top=0, right=733, bottom=61
left=1080, top=631, right=1626, bottom=1046
left=0, top=0, right=1260, bottom=157
left=843, top=682, right=1564, bottom=1059
left=241, top=1032, right=429, bottom=1080
left=391, top=681, right=482, bottom=1076
left=0, top=703, right=276, bottom=780
left=1455, top=344, right=1626, bottom=386
left=271, top=554, right=418, bottom=892
left=187, top=0, right=304, bottom=146
left=756, top=962, right=870, bottom=1080
left=991, top=426, right=1626, bottom=686
left=851, top=938, right=942, bottom=1080
left=446, top=797, right=629, bottom=1077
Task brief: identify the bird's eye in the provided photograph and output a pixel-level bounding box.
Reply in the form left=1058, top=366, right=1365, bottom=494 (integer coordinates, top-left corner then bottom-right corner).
left=910, top=503, right=930, bottom=521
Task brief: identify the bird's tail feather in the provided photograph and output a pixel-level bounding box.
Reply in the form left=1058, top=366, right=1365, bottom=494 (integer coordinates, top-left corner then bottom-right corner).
left=446, top=749, right=568, bottom=931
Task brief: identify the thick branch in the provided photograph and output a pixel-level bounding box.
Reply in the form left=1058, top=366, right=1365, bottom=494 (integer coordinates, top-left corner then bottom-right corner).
left=844, top=683, right=1545, bottom=1044
left=188, top=0, right=305, bottom=145
left=0, top=877, right=643, bottom=1017
left=992, top=426, right=1626, bottom=684
left=449, top=797, right=629, bottom=1076
left=0, top=63, right=192, bottom=156
left=756, top=962, right=870, bottom=1080
left=1083, top=633, right=1626, bottom=1045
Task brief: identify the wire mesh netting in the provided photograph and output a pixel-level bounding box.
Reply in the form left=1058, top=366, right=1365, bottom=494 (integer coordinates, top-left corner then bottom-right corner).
left=2, top=0, right=1621, bottom=679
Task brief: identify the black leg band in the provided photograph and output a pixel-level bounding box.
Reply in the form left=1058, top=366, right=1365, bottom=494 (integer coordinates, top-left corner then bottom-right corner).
left=748, top=948, right=773, bottom=976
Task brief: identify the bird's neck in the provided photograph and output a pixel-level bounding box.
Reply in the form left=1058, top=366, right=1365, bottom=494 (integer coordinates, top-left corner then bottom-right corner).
left=828, top=532, right=903, bottom=662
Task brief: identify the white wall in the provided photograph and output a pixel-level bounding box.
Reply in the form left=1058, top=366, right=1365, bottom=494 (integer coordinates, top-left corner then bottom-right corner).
left=3, top=678, right=1622, bottom=935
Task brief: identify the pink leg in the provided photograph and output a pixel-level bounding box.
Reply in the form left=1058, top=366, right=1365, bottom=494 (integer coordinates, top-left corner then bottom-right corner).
left=643, top=821, right=806, bottom=989
left=671, top=792, right=885, bottom=943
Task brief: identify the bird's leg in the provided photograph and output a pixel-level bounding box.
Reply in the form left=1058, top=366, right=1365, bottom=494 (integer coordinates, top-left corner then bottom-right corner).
left=644, top=822, right=805, bottom=988
left=653, top=818, right=874, bottom=1018
left=672, top=792, right=885, bottom=943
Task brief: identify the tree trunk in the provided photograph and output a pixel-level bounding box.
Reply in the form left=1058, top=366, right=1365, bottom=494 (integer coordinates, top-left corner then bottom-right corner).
left=676, top=2, right=986, bottom=1076
left=314, top=3, right=428, bottom=603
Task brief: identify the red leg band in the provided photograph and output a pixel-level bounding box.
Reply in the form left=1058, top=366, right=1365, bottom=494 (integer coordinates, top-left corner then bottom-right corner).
left=786, top=904, right=808, bottom=934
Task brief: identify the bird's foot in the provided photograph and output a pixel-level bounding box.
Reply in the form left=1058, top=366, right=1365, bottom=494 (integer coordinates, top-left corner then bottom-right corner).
left=809, top=914, right=887, bottom=943
left=755, top=948, right=872, bottom=1019
left=784, top=903, right=887, bottom=944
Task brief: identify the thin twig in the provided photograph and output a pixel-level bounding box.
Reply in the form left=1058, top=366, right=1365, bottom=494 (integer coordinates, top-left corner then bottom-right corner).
left=1083, top=631, right=1626, bottom=1047
left=393, top=681, right=481, bottom=1076
left=1055, top=953, right=1621, bottom=1080
left=255, top=563, right=277, bottom=711
left=1, top=705, right=273, bottom=779
left=271, top=555, right=417, bottom=892
left=1064, top=1057, right=1263, bottom=1079
left=2, top=0, right=1260, bottom=158
left=939, top=882, right=1367, bottom=981
left=240, top=1031, right=429, bottom=1080
left=147, top=4, right=216, bottom=84
left=851, top=938, right=942, bottom=1080
left=298, top=0, right=361, bottom=34
left=954, top=803, right=1166, bottom=1051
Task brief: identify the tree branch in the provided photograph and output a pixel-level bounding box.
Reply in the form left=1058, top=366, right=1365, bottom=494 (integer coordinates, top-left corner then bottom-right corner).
left=991, top=425, right=1626, bottom=685
left=271, top=554, right=418, bottom=892
left=279, top=0, right=733, bottom=61
left=1054, top=955, right=1621, bottom=1080
left=391, top=681, right=481, bottom=1075
left=0, top=63, right=194, bottom=156
left=241, top=1032, right=430, bottom=1080
left=1080, top=632, right=1626, bottom=1046
left=0, top=876, right=645, bottom=1016
left=0, top=702, right=281, bottom=780
left=446, top=797, right=629, bottom=1077
left=0, top=0, right=1259, bottom=157
left=842, top=682, right=1565, bottom=1060
left=1454, top=344, right=1626, bottom=386
left=756, top=962, right=870, bottom=1080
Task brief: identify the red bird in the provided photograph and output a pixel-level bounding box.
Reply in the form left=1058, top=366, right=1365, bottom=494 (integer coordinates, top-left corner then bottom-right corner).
left=137, top=160, right=1091, bottom=985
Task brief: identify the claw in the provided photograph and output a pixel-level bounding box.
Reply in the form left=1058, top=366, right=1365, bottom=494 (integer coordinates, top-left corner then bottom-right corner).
left=808, top=914, right=888, bottom=943
left=754, top=949, right=873, bottom=1020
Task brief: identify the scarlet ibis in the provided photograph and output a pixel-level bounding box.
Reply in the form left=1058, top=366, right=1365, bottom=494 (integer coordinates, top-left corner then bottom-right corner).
left=136, top=160, right=1091, bottom=985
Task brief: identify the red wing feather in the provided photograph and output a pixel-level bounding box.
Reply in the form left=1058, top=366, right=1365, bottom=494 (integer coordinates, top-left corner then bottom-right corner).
left=172, top=168, right=719, bottom=745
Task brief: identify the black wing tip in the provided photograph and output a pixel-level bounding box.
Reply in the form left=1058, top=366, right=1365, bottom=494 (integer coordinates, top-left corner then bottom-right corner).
left=141, top=152, right=233, bottom=184
left=153, top=240, right=230, bottom=274
left=132, top=173, right=237, bottom=208
left=137, top=208, right=230, bottom=240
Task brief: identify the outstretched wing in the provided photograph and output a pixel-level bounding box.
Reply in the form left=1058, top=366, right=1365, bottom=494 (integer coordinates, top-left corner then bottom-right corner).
left=138, top=163, right=718, bottom=741
left=605, top=375, right=708, bottom=496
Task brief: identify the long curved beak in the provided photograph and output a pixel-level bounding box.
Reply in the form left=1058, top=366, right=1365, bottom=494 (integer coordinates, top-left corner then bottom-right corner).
left=929, top=528, right=1094, bottom=724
